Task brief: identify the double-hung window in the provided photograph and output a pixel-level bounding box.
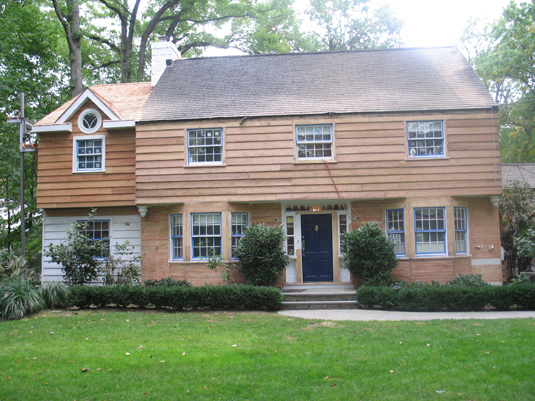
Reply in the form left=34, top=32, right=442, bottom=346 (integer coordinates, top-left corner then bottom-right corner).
left=79, top=220, right=110, bottom=258
left=171, top=214, right=183, bottom=260
left=191, top=213, right=221, bottom=258
left=296, top=124, right=333, bottom=160
left=231, top=213, right=248, bottom=258
left=386, top=209, right=405, bottom=256
left=338, top=214, right=349, bottom=255
left=407, top=121, right=444, bottom=158
left=188, top=128, right=223, bottom=164
left=454, top=207, right=468, bottom=254
left=414, top=208, right=446, bottom=255
left=285, top=216, right=295, bottom=256
left=73, top=135, right=105, bottom=172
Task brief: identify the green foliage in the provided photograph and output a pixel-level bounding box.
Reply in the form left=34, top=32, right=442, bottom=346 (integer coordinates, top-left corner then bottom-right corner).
left=0, top=276, right=45, bottom=321
left=67, top=284, right=283, bottom=311
left=44, top=213, right=108, bottom=286
left=499, top=181, right=535, bottom=280
left=99, top=241, right=142, bottom=285
left=0, top=250, right=39, bottom=284
left=205, top=253, right=233, bottom=284
left=304, top=0, right=403, bottom=51
left=143, top=278, right=192, bottom=287
left=233, top=224, right=289, bottom=286
left=357, top=282, right=535, bottom=311
left=38, top=281, right=69, bottom=309
left=446, top=274, right=490, bottom=287
left=341, top=222, right=398, bottom=286
left=464, top=2, right=535, bottom=163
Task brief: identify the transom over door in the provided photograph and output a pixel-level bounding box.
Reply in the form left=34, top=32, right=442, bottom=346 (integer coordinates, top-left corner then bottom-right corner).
left=301, top=214, right=333, bottom=282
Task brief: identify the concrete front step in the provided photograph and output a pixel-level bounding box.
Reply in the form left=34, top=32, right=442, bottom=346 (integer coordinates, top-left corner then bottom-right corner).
left=281, top=284, right=357, bottom=310
left=280, top=300, right=358, bottom=310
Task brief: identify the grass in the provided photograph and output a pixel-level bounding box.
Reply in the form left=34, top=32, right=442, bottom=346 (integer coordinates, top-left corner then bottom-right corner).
left=1, top=310, right=534, bottom=401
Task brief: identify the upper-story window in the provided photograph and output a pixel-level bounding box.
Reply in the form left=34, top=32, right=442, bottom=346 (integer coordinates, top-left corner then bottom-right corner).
left=73, top=135, right=105, bottom=173
left=386, top=209, right=405, bottom=256
left=407, top=121, right=444, bottom=158
left=188, top=128, right=223, bottom=164
left=414, top=207, right=446, bottom=255
left=296, top=124, right=333, bottom=160
left=78, top=109, right=102, bottom=134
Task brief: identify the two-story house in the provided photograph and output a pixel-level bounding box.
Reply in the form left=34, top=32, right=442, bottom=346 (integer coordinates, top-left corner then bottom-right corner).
left=35, top=40, right=503, bottom=286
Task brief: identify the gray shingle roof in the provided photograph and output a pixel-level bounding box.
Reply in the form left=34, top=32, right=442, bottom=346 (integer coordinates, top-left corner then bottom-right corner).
left=502, top=164, right=535, bottom=189
left=138, top=47, right=495, bottom=122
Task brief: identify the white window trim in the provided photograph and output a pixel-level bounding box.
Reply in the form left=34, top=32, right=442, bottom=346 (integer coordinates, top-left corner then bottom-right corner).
left=337, top=211, right=350, bottom=257
left=295, top=124, right=334, bottom=161
left=73, top=134, right=106, bottom=173
left=78, top=108, right=103, bottom=134
left=187, top=128, right=224, bottom=165
left=454, top=207, right=469, bottom=255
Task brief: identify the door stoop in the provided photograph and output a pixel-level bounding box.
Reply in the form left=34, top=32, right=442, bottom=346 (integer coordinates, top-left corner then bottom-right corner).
left=280, top=283, right=357, bottom=310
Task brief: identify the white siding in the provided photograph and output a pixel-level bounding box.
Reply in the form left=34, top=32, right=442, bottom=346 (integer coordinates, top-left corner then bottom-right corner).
left=41, top=213, right=141, bottom=282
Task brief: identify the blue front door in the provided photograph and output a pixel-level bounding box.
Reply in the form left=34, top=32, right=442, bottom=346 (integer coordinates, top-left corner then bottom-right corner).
left=301, top=214, right=333, bottom=282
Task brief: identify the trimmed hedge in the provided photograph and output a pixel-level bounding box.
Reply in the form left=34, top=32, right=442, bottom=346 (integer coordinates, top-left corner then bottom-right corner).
left=357, top=283, right=535, bottom=311
left=67, top=284, right=283, bottom=311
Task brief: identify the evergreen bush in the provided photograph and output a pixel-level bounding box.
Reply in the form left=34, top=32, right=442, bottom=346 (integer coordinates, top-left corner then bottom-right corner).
left=233, top=224, right=289, bottom=286
left=341, top=222, right=398, bottom=286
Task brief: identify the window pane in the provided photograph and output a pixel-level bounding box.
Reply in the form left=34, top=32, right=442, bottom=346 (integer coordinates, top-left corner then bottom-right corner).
left=296, top=125, right=333, bottom=160
left=188, top=129, right=223, bottom=164
left=192, top=213, right=222, bottom=258
left=407, top=121, right=443, bottom=157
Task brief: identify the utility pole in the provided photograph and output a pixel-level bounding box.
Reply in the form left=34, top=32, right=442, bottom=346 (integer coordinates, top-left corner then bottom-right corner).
left=7, top=93, right=35, bottom=258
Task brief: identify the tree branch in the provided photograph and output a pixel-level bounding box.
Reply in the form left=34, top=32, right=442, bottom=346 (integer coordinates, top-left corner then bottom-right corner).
left=86, top=34, right=120, bottom=53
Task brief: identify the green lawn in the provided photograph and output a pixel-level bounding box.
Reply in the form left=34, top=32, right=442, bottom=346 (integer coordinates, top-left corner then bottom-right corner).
left=1, top=310, right=534, bottom=400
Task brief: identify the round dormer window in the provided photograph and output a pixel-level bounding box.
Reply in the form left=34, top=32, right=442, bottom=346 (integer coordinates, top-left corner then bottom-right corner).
left=78, top=109, right=102, bottom=134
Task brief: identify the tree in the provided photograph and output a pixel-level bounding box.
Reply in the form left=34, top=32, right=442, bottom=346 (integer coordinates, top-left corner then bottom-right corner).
left=341, top=222, right=397, bottom=286
left=304, top=0, right=403, bottom=51
left=465, top=1, right=535, bottom=163
left=500, top=181, right=535, bottom=280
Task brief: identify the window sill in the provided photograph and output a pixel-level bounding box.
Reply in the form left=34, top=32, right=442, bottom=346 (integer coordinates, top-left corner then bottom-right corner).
left=72, top=170, right=105, bottom=174
left=405, top=157, right=449, bottom=161
left=184, top=163, right=226, bottom=168
left=293, top=159, right=336, bottom=165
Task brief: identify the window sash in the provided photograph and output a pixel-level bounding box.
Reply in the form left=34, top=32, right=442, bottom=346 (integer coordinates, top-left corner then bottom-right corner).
left=231, top=213, right=248, bottom=258
left=454, top=207, right=468, bottom=254
left=386, top=209, right=405, bottom=256
left=191, top=213, right=221, bottom=258
left=285, top=215, right=295, bottom=256
left=296, top=124, right=333, bottom=159
left=414, top=207, right=446, bottom=255
left=171, top=214, right=183, bottom=259
left=188, top=129, right=223, bottom=164
left=407, top=121, right=444, bottom=157
left=78, top=220, right=109, bottom=258
left=77, top=139, right=103, bottom=171
left=338, top=213, right=348, bottom=255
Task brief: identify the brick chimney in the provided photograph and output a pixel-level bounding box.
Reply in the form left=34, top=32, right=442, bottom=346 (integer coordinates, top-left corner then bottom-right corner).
left=151, top=36, right=181, bottom=87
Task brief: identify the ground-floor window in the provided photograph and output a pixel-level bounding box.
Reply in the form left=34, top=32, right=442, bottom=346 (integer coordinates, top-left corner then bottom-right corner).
left=191, top=213, right=221, bottom=258
left=338, top=213, right=349, bottom=255
left=386, top=209, right=405, bottom=256
left=454, top=207, right=468, bottom=254
left=414, top=207, right=446, bottom=255
left=171, top=214, right=183, bottom=259
left=231, top=212, right=248, bottom=258
left=78, top=220, right=110, bottom=258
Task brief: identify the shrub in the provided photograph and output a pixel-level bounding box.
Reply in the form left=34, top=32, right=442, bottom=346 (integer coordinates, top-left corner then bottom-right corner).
left=342, top=222, right=398, bottom=286
left=100, top=241, right=142, bottom=285
left=234, top=224, right=289, bottom=286
left=66, top=284, right=283, bottom=311
left=45, top=214, right=108, bottom=286
left=144, top=278, right=192, bottom=287
left=446, top=274, right=490, bottom=287
left=0, top=277, right=45, bottom=321
left=39, top=281, right=69, bottom=309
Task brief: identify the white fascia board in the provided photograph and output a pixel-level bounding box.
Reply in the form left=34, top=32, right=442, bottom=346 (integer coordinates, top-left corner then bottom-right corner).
left=32, top=123, right=73, bottom=133
left=103, top=120, right=136, bottom=129
left=57, top=89, right=120, bottom=123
